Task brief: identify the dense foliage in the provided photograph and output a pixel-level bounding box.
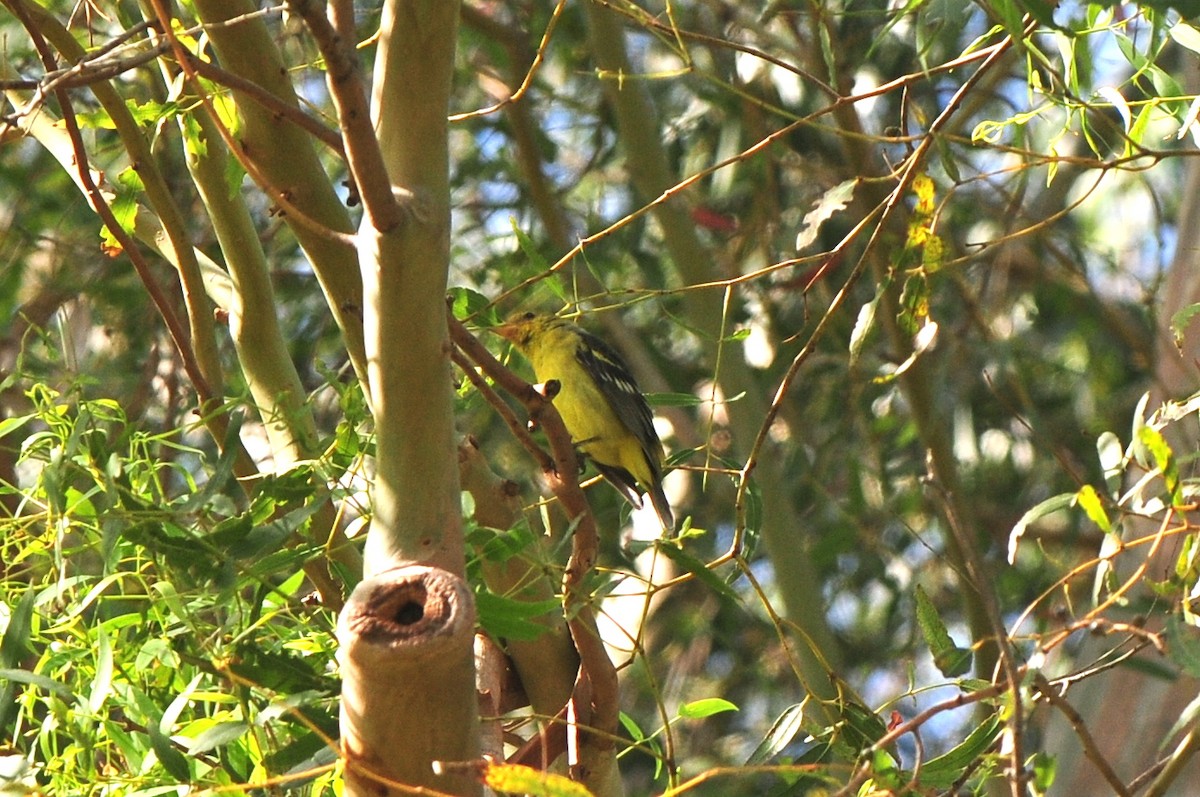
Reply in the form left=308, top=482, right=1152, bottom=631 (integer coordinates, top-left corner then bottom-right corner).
left=3, top=0, right=1200, bottom=794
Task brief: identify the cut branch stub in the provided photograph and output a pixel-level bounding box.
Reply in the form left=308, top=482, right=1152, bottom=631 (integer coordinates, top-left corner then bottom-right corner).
left=338, top=565, right=482, bottom=796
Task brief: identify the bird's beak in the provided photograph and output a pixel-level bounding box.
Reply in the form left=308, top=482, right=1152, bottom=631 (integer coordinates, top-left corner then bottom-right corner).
left=493, top=322, right=518, bottom=343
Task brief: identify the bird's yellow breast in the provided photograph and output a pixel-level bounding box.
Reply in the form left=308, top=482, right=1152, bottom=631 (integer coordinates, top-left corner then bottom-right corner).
left=524, top=325, right=656, bottom=486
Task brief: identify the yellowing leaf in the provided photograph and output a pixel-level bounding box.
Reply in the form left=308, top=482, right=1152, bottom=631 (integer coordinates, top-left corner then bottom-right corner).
left=1074, top=484, right=1111, bottom=533
left=912, top=173, right=936, bottom=216
left=483, top=762, right=594, bottom=797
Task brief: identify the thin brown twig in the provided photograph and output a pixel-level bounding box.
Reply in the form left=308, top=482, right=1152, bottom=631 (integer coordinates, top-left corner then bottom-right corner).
left=2, top=0, right=215, bottom=407
left=830, top=680, right=1010, bottom=797
left=1033, top=674, right=1131, bottom=797
left=1143, top=723, right=1200, bottom=797
left=447, top=315, right=620, bottom=755
left=449, top=347, right=546, bottom=469
left=489, top=37, right=1011, bottom=311
left=185, top=53, right=344, bottom=155
left=451, top=0, right=568, bottom=122
left=729, top=29, right=1022, bottom=561
left=592, top=0, right=839, bottom=100
left=0, top=20, right=167, bottom=90
left=285, top=0, right=403, bottom=231
left=144, top=0, right=356, bottom=248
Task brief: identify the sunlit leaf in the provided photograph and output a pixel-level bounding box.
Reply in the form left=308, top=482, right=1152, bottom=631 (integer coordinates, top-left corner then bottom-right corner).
left=918, top=712, right=1003, bottom=788
left=1009, top=493, right=1074, bottom=564
left=795, top=179, right=858, bottom=251
left=483, top=761, right=595, bottom=796
left=1074, top=484, right=1111, bottom=534
left=746, top=703, right=805, bottom=765
left=678, top=697, right=739, bottom=719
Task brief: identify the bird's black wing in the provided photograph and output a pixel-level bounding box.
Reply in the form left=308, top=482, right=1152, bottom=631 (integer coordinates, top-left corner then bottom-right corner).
left=573, top=327, right=663, bottom=478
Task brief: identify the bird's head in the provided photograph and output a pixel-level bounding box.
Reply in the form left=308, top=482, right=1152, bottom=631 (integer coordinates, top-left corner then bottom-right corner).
left=494, top=312, right=563, bottom=353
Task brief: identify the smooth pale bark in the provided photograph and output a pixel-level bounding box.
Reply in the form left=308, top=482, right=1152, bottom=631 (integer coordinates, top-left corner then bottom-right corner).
left=341, top=2, right=479, bottom=795
left=191, top=0, right=369, bottom=384
left=362, top=0, right=464, bottom=576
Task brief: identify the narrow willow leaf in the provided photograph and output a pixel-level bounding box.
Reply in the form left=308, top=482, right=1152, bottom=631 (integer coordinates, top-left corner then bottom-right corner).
left=483, top=762, right=595, bottom=796
left=915, top=585, right=972, bottom=677
left=795, top=179, right=858, bottom=251
left=918, top=712, right=1003, bottom=788
left=1009, top=493, right=1074, bottom=564
left=849, top=293, right=882, bottom=365
left=1169, top=20, right=1200, bottom=55
left=1074, top=484, right=1111, bottom=533
left=1167, top=614, right=1200, bottom=678
left=1130, top=391, right=1152, bottom=469
left=656, top=544, right=740, bottom=604
left=677, top=697, right=739, bottom=719
left=746, top=703, right=805, bottom=765
left=89, top=624, right=113, bottom=713
left=1138, top=425, right=1179, bottom=502
left=1096, top=431, right=1124, bottom=495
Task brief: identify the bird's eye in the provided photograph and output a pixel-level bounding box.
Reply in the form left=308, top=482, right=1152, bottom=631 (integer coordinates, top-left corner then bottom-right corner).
left=521, top=311, right=536, bottom=321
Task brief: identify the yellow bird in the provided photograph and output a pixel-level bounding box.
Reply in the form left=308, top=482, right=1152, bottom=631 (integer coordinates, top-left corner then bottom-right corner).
left=496, top=313, right=674, bottom=533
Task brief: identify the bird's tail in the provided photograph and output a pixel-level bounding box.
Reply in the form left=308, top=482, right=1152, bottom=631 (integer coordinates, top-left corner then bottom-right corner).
left=649, top=482, right=675, bottom=537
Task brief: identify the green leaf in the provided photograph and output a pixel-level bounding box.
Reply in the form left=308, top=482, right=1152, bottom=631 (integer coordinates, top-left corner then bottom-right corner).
left=677, top=697, right=738, bottom=719
left=126, top=98, right=182, bottom=127
left=850, top=291, right=882, bottom=365
left=1018, top=0, right=1065, bottom=28
left=726, top=328, right=752, bottom=342
left=0, top=413, right=34, bottom=438
left=1161, top=691, right=1200, bottom=752
left=795, top=178, right=857, bottom=251
left=1097, top=431, right=1124, bottom=495
left=914, top=585, right=972, bottom=677
left=1167, top=614, right=1200, bottom=678
left=918, top=712, right=1003, bottom=788
left=149, top=723, right=191, bottom=781
left=187, top=720, right=250, bottom=754
left=180, top=113, right=207, bottom=160
left=746, top=703, right=805, bottom=765
left=619, top=710, right=646, bottom=742
left=1169, top=20, right=1200, bottom=54
left=897, top=273, right=929, bottom=336
left=1139, top=425, right=1180, bottom=503
left=0, top=590, right=36, bottom=667
left=0, top=667, right=76, bottom=698
left=1074, top=484, right=1111, bottom=533
left=1170, top=304, right=1200, bottom=349
left=99, top=167, right=145, bottom=251
left=475, top=589, right=561, bottom=642
left=1030, top=751, right=1057, bottom=791
left=1008, top=492, right=1074, bottom=564
left=656, top=543, right=741, bottom=604
left=869, top=748, right=903, bottom=789
left=993, top=0, right=1029, bottom=51
left=1130, top=391, right=1153, bottom=469
left=89, top=624, right=114, bottom=713
left=448, top=286, right=500, bottom=324
left=226, top=648, right=335, bottom=695
left=512, top=220, right=551, bottom=275
left=484, top=761, right=596, bottom=797
left=841, top=702, right=889, bottom=749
